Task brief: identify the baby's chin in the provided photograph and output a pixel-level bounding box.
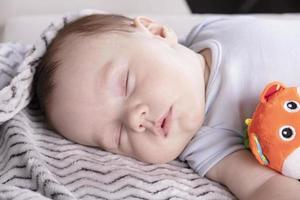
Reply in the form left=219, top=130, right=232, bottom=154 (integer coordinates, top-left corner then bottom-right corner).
left=129, top=140, right=190, bottom=164
left=131, top=150, right=181, bottom=164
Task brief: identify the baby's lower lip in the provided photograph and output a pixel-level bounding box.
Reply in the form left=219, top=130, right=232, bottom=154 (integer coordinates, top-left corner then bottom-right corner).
left=163, top=106, right=172, bottom=137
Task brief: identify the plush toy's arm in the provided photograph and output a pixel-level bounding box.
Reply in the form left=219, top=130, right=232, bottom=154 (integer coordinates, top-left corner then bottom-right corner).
left=249, top=132, right=269, bottom=166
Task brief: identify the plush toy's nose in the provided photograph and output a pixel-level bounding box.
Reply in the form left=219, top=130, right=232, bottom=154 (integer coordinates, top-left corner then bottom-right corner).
left=282, top=147, right=300, bottom=179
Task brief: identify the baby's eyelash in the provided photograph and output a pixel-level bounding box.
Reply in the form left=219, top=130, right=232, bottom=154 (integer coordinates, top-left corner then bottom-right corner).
left=124, top=70, right=129, bottom=96
left=118, top=123, right=123, bottom=147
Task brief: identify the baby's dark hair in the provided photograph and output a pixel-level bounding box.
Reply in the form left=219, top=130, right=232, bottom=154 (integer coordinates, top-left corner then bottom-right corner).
left=33, top=14, right=135, bottom=123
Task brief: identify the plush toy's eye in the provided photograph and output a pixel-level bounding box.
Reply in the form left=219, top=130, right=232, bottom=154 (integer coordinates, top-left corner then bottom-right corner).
left=279, top=125, right=296, bottom=141
left=284, top=100, right=300, bottom=112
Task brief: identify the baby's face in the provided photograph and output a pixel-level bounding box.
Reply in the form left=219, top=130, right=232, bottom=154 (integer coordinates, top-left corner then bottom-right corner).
left=49, top=25, right=207, bottom=163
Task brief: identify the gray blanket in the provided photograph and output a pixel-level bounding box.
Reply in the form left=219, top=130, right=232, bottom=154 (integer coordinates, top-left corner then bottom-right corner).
left=0, top=10, right=236, bottom=200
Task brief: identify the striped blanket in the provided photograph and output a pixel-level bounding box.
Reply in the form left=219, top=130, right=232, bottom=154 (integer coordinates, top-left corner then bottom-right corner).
left=0, top=10, right=236, bottom=200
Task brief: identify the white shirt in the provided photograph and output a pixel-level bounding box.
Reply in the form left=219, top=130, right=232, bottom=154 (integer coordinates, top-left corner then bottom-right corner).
left=179, top=16, right=300, bottom=176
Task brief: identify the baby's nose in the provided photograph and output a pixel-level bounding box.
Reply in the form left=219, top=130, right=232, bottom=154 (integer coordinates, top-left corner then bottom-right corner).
left=125, top=103, right=149, bottom=133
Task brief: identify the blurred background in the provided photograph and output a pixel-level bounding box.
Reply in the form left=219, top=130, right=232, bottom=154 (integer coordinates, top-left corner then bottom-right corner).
left=1, top=0, right=300, bottom=44
left=187, top=0, right=300, bottom=13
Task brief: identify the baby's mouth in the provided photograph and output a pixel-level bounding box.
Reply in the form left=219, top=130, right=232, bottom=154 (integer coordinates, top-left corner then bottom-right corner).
left=155, top=106, right=173, bottom=137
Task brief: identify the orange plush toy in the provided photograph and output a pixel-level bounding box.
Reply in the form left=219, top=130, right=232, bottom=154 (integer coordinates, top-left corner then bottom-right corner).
left=245, top=81, right=300, bottom=179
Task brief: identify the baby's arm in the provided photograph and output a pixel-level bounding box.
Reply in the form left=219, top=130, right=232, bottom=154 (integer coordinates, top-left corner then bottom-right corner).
left=206, top=150, right=300, bottom=200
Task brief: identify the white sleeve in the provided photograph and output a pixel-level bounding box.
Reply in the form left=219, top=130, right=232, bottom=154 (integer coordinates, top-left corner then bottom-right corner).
left=179, top=126, right=245, bottom=177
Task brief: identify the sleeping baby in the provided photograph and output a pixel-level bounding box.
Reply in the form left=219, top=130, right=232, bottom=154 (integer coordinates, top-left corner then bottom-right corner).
left=33, top=14, right=300, bottom=199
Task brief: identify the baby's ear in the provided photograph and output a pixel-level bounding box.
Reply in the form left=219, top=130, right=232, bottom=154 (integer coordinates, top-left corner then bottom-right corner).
left=133, top=16, right=178, bottom=45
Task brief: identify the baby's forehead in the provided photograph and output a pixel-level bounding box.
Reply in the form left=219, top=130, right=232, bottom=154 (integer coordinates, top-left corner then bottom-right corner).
left=56, top=32, right=126, bottom=57
left=52, top=28, right=160, bottom=83
left=52, top=34, right=121, bottom=79
left=56, top=31, right=148, bottom=64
